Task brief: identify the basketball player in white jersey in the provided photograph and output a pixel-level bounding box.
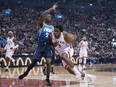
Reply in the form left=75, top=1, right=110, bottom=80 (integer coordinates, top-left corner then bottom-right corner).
left=50, top=26, right=96, bottom=84
left=4, top=31, right=19, bottom=72
left=50, top=26, right=81, bottom=80
left=78, top=36, right=89, bottom=71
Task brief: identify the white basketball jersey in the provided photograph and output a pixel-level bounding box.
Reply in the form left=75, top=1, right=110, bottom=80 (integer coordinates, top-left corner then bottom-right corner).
left=79, top=40, right=88, bottom=52
left=52, top=32, right=72, bottom=53
left=5, top=37, right=15, bottom=50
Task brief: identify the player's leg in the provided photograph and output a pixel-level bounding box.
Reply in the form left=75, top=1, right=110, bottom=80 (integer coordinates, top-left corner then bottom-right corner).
left=78, top=57, right=83, bottom=72
left=42, top=48, right=56, bottom=75
left=78, top=51, right=84, bottom=71
left=83, top=57, right=87, bottom=70
left=46, top=58, right=52, bottom=85
left=45, top=48, right=53, bottom=86
left=50, top=48, right=56, bottom=74
left=82, top=51, right=87, bottom=70
left=66, top=66, right=85, bottom=79
left=18, top=59, right=39, bottom=80
left=42, top=63, right=47, bottom=75
left=5, top=51, right=12, bottom=71
left=18, top=49, right=42, bottom=80
left=43, top=64, right=55, bottom=76
left=78, top=52, right=86, bottom=71
left=61, top=52, right=81, bottom=80
left=5, top=50, right=15, bottom=71
left=5, top=57, right=11, bottom=72
left=78, top=56, right=96, bottom=84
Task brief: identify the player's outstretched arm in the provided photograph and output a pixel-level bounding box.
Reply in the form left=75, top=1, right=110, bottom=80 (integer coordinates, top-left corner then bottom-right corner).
left=38, top=4, right=57, bottom=28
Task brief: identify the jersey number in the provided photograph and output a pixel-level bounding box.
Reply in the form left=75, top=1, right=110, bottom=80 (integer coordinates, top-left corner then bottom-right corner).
left=46, top=33, right=49, bottom=38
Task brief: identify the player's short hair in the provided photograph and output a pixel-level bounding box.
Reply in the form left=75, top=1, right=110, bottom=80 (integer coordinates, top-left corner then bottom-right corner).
left=54, top=25, right=63, bottom=32
left=8, top=31, right=13, bottom=34
left=82, top=36, right=87, bottom=40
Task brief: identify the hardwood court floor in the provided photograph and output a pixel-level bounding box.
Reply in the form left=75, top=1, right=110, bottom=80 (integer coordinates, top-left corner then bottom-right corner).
left=0, top=64, right=116, bottom=87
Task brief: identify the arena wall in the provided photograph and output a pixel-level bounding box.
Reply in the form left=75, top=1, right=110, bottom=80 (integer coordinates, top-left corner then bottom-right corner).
left=0, top=55, right=78, bottom=67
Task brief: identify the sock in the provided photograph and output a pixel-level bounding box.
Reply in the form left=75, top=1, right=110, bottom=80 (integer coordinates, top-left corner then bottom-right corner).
left=6, top=66, right=9, bottom=69
left=83, top=58, right=86, bottom=65
left=46, top=76, right=49, bottom=80
left=72, top=66, right=80, bottom=75
left=72, top=66, right=81, bottom=79
left=78, top=64, right=83, bottom=72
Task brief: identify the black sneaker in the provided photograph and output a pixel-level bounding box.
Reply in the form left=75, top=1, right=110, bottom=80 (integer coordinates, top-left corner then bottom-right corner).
left=81, top=73, right=85, bottom=80
left=45, top=79, right=52, bottom=86
left=51, top=71, right=57, bottom=75
left=50, top=68, right=57, bottom=75
left=18, top=72, right=28, bottom=80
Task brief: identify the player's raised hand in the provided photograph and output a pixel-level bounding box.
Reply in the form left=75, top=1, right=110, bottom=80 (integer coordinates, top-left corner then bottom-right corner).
left=52, top=3, right=58, bottom=11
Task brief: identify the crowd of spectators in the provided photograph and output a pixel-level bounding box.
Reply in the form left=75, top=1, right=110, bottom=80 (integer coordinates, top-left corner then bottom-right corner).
left=0, top=2, right=116, bottom=63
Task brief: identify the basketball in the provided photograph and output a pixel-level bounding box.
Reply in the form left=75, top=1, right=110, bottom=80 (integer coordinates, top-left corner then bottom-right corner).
left=64, top=34, right=76, bottom=44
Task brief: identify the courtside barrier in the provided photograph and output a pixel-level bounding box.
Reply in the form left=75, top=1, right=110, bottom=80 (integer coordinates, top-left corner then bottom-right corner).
left=0, top=55, right=78, bottom=67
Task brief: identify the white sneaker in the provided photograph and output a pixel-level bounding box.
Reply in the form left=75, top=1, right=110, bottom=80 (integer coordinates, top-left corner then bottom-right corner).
left=75, top=73, right=81, bottom=81
left=85, top=74, right=96, bottom=85
left=88, top=75, right=96, bottom=85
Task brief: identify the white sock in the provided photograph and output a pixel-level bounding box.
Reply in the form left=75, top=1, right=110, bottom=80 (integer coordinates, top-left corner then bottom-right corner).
left=90, top=62, right=93, bottom=66
left=72, top=66, right=81, bottom=79
left=72, top=66, right=80, bottom=75
left=78, top=64, right=83, bottom=72
left=83, top=58, right=86, bottom=64
left=6, top=66, right=9, bottom=69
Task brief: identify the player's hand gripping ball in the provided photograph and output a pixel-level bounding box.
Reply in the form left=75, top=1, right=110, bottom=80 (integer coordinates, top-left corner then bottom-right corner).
left=64, top=34, right=76, bottom=44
